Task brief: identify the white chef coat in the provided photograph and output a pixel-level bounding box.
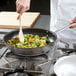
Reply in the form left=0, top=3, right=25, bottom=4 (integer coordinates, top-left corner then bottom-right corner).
left=50, top=0, right=76, bottom=40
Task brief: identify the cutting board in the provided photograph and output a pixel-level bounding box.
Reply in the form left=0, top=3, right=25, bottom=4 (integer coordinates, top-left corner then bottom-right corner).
left=0, top=12, right=40, bottom=29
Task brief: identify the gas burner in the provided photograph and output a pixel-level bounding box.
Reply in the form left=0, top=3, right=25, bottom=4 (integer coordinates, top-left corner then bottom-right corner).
left=0, top=39, right=76, bottom=76
left=0, top=48, right=50, bottom=76
left=4, top=51, right=49, bottom=69
left=3, top=68, right=43, bottom=76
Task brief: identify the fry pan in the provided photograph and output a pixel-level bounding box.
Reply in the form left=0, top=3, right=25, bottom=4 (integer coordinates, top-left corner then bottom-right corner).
left=3, top=28, right=57, bottom=57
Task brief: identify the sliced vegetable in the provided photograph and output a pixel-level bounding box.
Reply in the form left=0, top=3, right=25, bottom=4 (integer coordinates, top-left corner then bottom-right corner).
left=7, top=34, right=51, bottom=48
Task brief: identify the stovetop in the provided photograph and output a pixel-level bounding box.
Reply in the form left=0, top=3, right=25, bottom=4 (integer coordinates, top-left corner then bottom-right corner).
left=0, top=39, right=76, bottom=76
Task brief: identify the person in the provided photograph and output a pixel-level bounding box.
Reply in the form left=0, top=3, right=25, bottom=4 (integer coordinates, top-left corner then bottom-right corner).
left=16, top=0, right=31, bottom=20
left=51, top=0, right=76, bottom=41
left=70, top=17, right=76, bottom=28
left=16, top=0, right=76, bottom=40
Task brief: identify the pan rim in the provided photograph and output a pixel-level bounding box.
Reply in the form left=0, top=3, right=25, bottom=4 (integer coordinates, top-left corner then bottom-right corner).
left=4, top=28, right=57, bottom=49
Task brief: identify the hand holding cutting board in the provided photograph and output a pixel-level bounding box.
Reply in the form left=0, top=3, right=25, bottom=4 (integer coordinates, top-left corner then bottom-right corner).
left=16, top=0, right=31, bottom=20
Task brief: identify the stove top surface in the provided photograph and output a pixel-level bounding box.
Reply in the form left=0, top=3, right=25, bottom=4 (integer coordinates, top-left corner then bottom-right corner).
left=0, top=39, right=76, bottom=76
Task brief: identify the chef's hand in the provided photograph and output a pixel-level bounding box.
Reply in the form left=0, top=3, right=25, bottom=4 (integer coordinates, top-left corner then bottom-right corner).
left=16, top=0, right=31, bottom=20
left=69, top=17, right=76, bottom=28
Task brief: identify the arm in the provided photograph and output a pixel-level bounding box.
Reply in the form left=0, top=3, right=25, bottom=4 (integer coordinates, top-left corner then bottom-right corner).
left=16, top=0, right=31, bottom=20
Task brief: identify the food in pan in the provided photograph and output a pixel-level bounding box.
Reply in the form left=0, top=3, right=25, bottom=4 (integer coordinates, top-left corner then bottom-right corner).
left=7, top=34, right=51, bottom=48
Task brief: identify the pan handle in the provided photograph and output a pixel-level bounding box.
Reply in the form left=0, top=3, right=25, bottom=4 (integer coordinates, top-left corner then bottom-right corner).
left=55, top=23, right=76, bottom=33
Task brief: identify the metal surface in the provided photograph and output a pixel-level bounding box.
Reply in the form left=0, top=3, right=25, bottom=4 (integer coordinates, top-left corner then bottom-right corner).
left=0, top=15, right=51, bottom=76
left=0, top=15, right=50, bottom=35
left=34, top=15, right=50, bottom=30
left=0, top=47, right=8, bottom=59
left=0, top=68, right=43, bottom=74
left=0, top=39, right=8, bottom=59
left=4, top=28, right=57, bottom=57
left=55, top=23, right=76, bottom=33
left=58, top=48, right=76, bottom=54
left=0, top=38, right=76, bottom=76
left=54, top=55, right=76, bottom=76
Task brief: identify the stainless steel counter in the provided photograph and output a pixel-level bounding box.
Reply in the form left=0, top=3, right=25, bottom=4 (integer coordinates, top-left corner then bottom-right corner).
left=0, top=15, right=50, bottom=39
left=0, top=15, right=76, bottom=76
left=0, top=15, right=51, bottom=76
left=0, top=15, right=50, bottom=33
left=33, top=15, right=50, bottom=30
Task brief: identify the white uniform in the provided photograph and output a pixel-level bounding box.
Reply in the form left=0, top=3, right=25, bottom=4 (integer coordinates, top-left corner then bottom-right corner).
left=50, top=0, right=76, bottom=40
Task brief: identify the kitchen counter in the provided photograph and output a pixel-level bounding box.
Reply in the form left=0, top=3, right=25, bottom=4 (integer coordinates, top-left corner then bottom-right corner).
left=0, top=15, right=50, bottom=39
left=0, top=15, right=50, bottom=33
left=0, top=15, right=50, bottom=76
left=0, top=15, right=76, bottom=76
left=0, top=15, right=51, bottom=76
left=33, top=15, right=50, bottom=30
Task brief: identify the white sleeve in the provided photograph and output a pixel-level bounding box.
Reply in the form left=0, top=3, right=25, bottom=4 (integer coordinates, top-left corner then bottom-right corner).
left=50, top=0, right=59, bottom=30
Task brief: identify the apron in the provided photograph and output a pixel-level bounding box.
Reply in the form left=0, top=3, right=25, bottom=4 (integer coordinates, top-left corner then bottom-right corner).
left=50, top=0, right=76, bottom=40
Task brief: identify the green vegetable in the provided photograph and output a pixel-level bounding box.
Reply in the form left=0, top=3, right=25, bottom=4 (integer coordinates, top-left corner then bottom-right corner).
left=7, top=34, right=51, bottom=48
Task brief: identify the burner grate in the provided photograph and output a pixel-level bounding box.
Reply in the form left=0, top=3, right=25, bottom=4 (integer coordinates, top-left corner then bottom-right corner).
left=0, top=39, right=75, bottom=76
